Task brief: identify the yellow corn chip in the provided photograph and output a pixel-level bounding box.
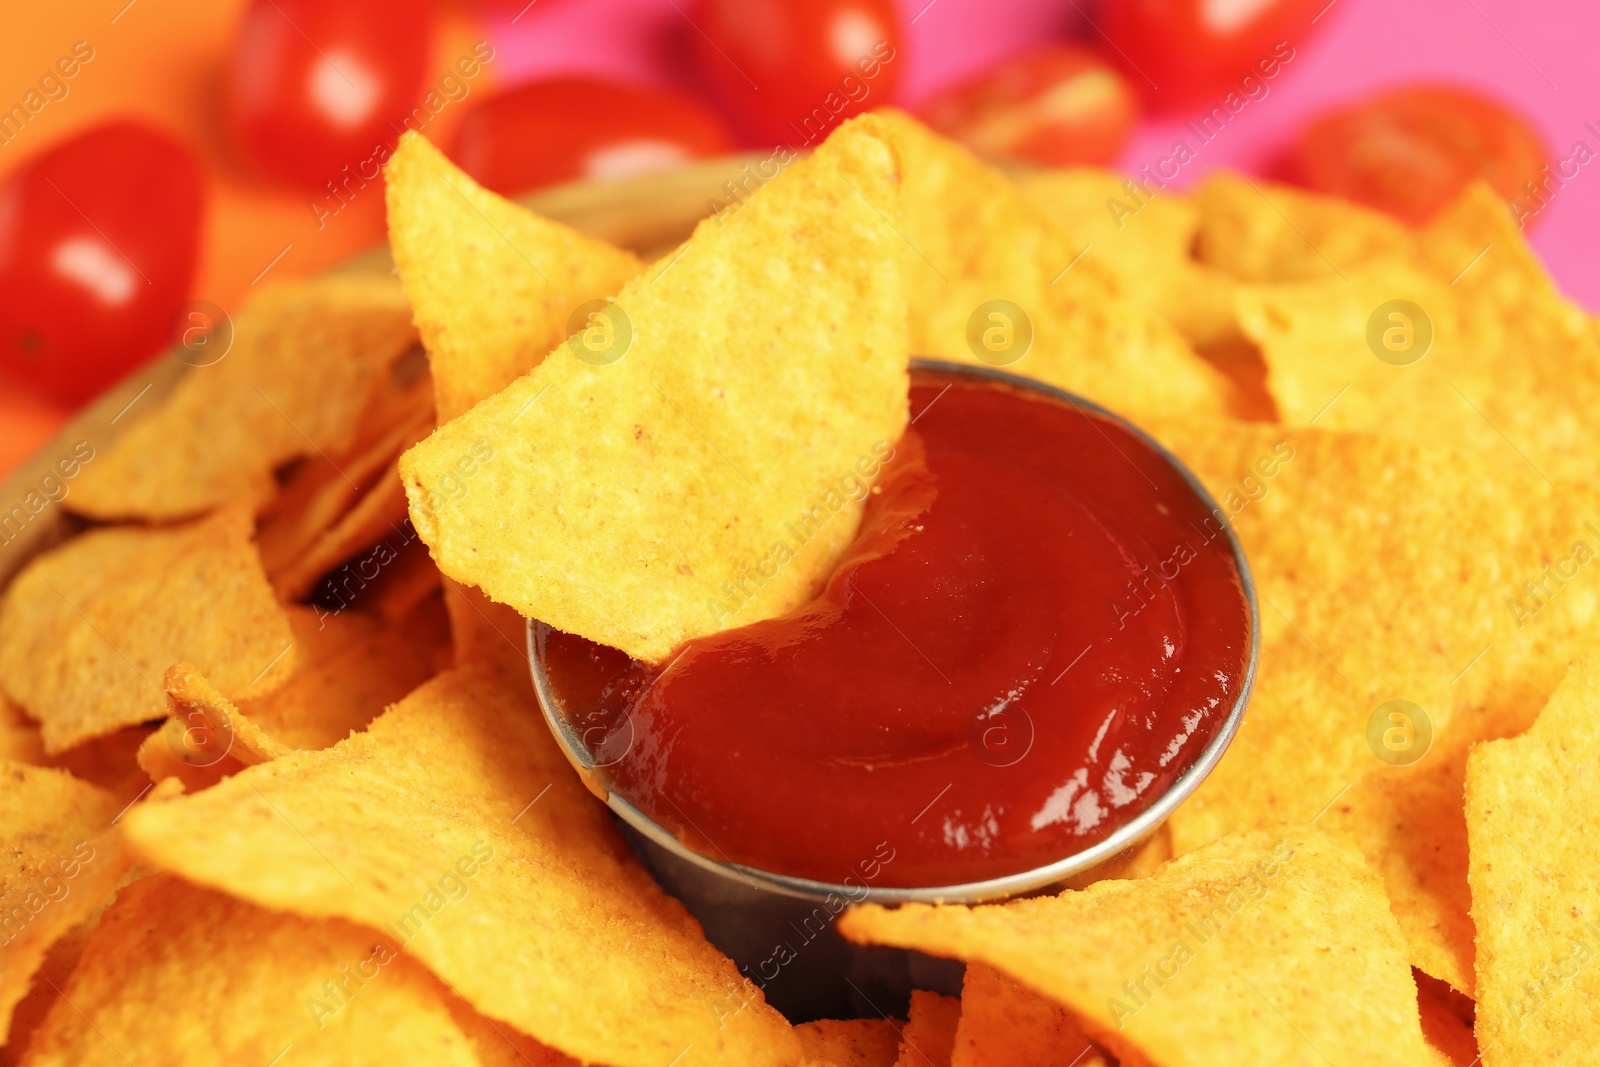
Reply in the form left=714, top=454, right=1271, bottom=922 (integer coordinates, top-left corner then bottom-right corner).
left=256, top=402, right=432, bottom=590
left=1417, top=181, right=1554, bottom=308
left=135, top=663, right=292, bottom=792
left=1061, top=825, right=1171, bottom=891
left=1015, top=168, right=1241, bottom=354
left=1151, top=419, right=1599, bottom=990
left=841, top=830, right=1443, bottom=1067
left=238, top=598, right=450, bottom=751
left=384, top=131, right=645, bottom=424
left=0, top=763, right=131, bottom=1043
left=68, top=275, right=419, bottom=521
left=1192, top=172, right=1413, bottom=282
left=272, top=454, right=416, bottom=601
left=895, top=990, right=960, bottom=1067
left=795, top=1018, right=900, bottom=1067
left=20, top=873, right=497, bottom=1067
left=0, top=510, right=296, bottom=752
left=877, top=111, right=1236, bottom=422
left=1467, top=659, right=1600, bottom=1065
left=401, top=115, right=909, bottom=663
left=119, top=666, right=799, bottom=1066
left=1240, top=259, right=1600, bottom=483
left=953, top=962, right=1107, bottom=1067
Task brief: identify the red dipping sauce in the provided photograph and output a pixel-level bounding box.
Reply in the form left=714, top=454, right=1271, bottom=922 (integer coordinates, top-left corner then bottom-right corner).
left=538, top=369, right=1252, bottom=887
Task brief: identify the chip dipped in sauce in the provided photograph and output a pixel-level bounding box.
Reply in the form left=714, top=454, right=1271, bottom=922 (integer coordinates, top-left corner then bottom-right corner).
left=536, top=366, right=1254, bottom=888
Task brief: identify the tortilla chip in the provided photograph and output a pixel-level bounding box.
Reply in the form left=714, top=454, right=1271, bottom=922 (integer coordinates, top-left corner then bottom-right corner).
left=1153, top=419, right=1599, bottom=989
left=1192, top=172, right=1413, bottom=283
left=1015, top=168, right=1240, bottom=354
left=0, top=763, right=131, bottom=1043
left=896, top=990, right=960, bottom=1067
left=401, top=115, right=909, bottom=663
left=877, top=111, right=1236, bottom=422
left=1467, top=659, right=1600, bottom=1064
left=135, top=663, right=293, bottom=792
left=840, top=830, right=1443, bottom=1067
left=120, top=666, right=799, bottom=1066
left=257, top=402, right=432, bottom=592
left=1240, top=258, right=1600, bottom=483
left=1417, top=181, right=1555, bottom=307
left=385, top=132, right=645, bottom=424
left=0, top=510, right=296, bottom=752
left=1061, top=825, right=1171, bottom=891
left=239, top=598, right=450, bottom=751
left=19, top=873, right=498, bottom=1066
left=795, top=1018, right=900, bottom=1067
left=272, top=454, right=416, bottom=601
left=953, top=963, right=1107, bottom=1067
left=69, top=275, right=420, bottom=521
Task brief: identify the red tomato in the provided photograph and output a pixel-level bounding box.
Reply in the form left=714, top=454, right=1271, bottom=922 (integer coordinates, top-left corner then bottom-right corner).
left=451, top=79, right=736, bottom=196
left=226, top=0, right=436, bottom=188
left=918, top=45, right=1138, bottom=167
left=1098, top=0, right=1322, bottom=109
left=1283, top=85, right=1549, bottom=226
left=690, top=0, right=902, bottom=148
left=0, top=122, right=203, bottom=407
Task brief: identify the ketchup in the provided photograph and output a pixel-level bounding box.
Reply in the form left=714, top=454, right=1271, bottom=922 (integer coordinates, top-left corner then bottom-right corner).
left=539, top=369, right=1251, bottom=887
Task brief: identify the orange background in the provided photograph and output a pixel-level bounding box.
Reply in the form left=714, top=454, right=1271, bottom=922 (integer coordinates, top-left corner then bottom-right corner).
left=0, top=0, right=489, bottom=475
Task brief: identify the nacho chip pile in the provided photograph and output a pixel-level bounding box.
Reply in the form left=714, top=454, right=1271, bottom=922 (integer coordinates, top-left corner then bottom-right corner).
left=1, top=108, right=1597, bottom=1066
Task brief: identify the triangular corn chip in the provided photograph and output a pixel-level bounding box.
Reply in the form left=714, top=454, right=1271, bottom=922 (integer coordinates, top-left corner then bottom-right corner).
left=0, top=510, right=295, bottom=752
left=795, top=1019, right=900, bottom=1067
left=119, top=666, right=799, bottom=1066
left=19, top=874, right=499, bottom=1067
left=1192, top=172, right=1412, bottom=283
left=400, top=115, right=909, bottom=662
left=894, top=990, right=960, bottom=1067
left=840, top=830, right=1445, bottom=1067
left=69, top=275, right=419, bottom=521
left=1467, top=659, right=1600, bottom=1064
left=384, top=131, right=645, bottom=424
left=0, top=762, right=131, bottom=1042
left=953, top=962, right=1108, bottom=1067
left=878, top=111, right=1235, bottom=421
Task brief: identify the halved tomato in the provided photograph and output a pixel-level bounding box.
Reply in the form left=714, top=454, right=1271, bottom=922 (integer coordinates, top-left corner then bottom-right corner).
left=1283, top=85, right=1548, bottom=225
left=917, top=44, right=1138, bottom=167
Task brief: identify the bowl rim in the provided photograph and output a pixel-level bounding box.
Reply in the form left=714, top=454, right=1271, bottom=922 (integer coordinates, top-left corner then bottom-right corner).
left=526, top=357, right=1260, bottom=905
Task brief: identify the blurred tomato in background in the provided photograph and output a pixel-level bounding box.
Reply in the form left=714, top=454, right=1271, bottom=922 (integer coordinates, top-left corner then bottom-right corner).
left=1284, top=84, right=1549, bottom=225
left=1098, top=0, right=1321, bottom=108
left=919, top=44, right=1137, bottom=166
left=690, top=0, right=902, bottom=147
left=226, top=0, right=438, bottom=188
left=452, top=78, right=735, bottom=196
left=0, top=122, right=202, bottom=406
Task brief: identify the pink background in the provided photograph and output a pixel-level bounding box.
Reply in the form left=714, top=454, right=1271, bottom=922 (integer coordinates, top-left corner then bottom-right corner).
left=488, top=0, right=1598, bottom=308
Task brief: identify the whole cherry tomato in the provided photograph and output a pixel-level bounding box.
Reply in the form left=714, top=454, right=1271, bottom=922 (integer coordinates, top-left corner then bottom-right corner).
left=0, top=122, right=203, bottom=407
left=451, top=78, right=736, bottom=196
left=226, top=0, right=437, bottom=188
left=690, top=0, right=902, bottom=148
left=918, top=44, right=1138, bottom=167
left=1283, top=85, right=1549, bottom=226
left=1098, top=0, right=1323, bottom=110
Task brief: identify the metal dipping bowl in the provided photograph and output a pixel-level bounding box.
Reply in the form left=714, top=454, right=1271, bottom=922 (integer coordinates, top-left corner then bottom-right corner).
left=526, top=359, right=1260, bottom=1022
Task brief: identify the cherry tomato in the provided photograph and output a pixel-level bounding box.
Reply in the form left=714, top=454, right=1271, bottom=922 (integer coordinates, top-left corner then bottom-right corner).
left=1098, top=0, right=1322, bottom=110
left=451, top=79, right=736, bottom=196
left=226, top=0, right=436, bottom=188
left=1283, top=85, right=1549, bottom=226
left=918, top=44, right=1138, bottom=167
left=690, top=0, right=902, bottom=148
left=0, top=122, right=203, bottom=407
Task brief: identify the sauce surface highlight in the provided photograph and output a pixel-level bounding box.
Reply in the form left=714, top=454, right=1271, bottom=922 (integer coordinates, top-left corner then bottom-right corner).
left=539, top=370, right=1252, bottom=887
